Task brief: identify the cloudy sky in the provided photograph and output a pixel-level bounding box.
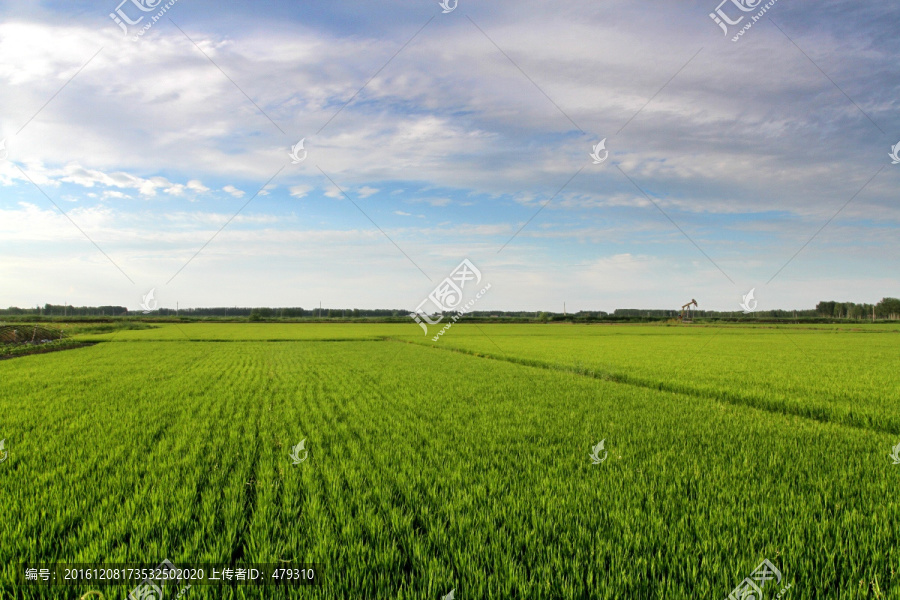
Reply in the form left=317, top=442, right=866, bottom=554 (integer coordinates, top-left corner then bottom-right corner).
left=0, top=0, right=897, bottom=312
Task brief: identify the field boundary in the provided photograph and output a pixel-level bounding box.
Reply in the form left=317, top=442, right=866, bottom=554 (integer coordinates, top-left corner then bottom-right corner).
left=384, top=337, right=899, bottom=436
left=75, top=337, right=382, bottom=343
left=0, top=341, right=97, bottom=361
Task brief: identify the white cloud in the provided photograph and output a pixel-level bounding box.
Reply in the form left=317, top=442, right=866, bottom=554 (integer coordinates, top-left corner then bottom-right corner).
left=222, top=185, right=245, bottom=198
left=0, top=8, right=896, bottom=310
left=187, top=180, right=210, bottom=194
left=289, top=184, right=312, bottom=198
left=0, top=15, right=889, bottom=221
left=3, top=162, right=198, bottom=199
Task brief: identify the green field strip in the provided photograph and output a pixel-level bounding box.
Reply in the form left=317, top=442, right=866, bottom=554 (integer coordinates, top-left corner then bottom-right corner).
left=2, top=339, right=899, bottom=598
left=387, top=324, right=900, bottom=437
left=70, top=322, right=402, bottom=343
left=386, top=336, right=900, bottom=437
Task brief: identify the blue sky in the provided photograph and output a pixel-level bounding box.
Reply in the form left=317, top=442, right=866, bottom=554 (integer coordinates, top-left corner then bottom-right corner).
left=0, top=0, right=898, bottom=312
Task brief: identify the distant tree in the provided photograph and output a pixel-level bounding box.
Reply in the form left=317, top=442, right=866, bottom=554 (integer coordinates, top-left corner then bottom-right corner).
left=816, top=301, right=835, bottom=317
left=876, top=297, right=900, bottom=319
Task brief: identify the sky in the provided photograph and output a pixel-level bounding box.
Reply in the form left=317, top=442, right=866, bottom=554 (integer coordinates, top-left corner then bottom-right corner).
left=0, top=0, right=897, bottom=313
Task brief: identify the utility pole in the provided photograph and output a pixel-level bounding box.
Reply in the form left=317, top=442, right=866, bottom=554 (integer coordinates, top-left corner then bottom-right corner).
left=563, top=302, right=566, bottom=316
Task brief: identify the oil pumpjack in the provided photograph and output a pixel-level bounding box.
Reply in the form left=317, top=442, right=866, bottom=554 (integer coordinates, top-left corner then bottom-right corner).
left=680, top=299, right=698, bottom=323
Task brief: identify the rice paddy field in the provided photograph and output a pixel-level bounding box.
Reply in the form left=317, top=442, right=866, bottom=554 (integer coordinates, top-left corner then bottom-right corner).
left=1, top=322, right=899, bottom=599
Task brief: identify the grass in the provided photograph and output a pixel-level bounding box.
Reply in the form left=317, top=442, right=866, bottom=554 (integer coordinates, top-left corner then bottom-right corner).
left=397, top=323, right=900, bottom=435
left=1, top=323, right=898, bottom=599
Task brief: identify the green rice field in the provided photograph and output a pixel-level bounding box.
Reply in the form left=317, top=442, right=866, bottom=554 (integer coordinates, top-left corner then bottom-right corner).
left=2, top=323, right=899, bottom=599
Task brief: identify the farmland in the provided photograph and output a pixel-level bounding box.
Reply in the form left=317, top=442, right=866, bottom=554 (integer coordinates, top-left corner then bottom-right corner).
left=1, top=323, right=899, bottom=599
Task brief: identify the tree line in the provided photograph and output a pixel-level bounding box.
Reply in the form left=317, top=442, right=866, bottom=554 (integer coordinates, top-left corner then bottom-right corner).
left=815, top=299, right=900, bottom=320
left=1, top=298, right=898, bottom=320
